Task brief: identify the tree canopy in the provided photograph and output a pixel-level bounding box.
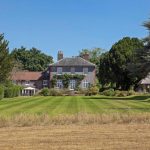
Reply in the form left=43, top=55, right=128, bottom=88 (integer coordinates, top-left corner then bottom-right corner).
left=98, top=37, right=144, bottom=90
left=11, top=47, right=53, bottom=71
left=0, top=34, right=14, bottom=83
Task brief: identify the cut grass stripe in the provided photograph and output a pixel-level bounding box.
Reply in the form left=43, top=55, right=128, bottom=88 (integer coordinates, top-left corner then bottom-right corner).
left=0, top=97, right=41, bottom=112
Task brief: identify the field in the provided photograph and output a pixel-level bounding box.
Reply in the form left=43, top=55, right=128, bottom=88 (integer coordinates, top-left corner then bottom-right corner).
left=0, top=95, right=150, bottom=117
left=0, top=124, right=150, bottom=150
left=0, top=95, right=150, bottom=150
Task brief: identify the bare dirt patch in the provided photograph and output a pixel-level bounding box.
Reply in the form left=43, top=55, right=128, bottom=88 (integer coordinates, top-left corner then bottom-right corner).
left=0, top=124, right=150, bottom=150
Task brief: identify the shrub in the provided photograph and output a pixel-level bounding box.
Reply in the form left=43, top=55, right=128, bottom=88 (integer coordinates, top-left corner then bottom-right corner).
left=0, top=85, right=4, bottom=100
left=127, top=90, right=136, bottom=96
left=101, top=88, right=138, bottom=97
left=4, top=85, right=21, bottom=98
left=49, top=88, right=63, bottom=96
left=114, top=90, right=127, bottom=97
left=101, top=88, right=115, bottom=96
left=85, top=85, right=99, bottom=96
left=40, top=88, right=50, bottom=96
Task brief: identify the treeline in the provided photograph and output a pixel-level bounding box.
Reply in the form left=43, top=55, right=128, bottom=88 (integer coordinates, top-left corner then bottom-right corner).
left=11, top=47, right=53, bottom=71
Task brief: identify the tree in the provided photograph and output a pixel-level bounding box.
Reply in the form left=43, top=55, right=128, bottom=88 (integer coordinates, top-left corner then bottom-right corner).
left=98, top=52, right=113, bottom=88
left=109, top=37, right=144, bottom=90
left=98, top=37, right=144, bottom=90
left=127, top=19, right=150, bottom=87
left=79, top=48, right=103, bottom=65
left=11, top=47, right=53, bottom=71
left=0, top=34, right=14, bottom=83
left=143, top=19, right=150, bottom=48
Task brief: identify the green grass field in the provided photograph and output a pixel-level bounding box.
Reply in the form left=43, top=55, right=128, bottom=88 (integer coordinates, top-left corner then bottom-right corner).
left=0, top=95, right=150, bottom=117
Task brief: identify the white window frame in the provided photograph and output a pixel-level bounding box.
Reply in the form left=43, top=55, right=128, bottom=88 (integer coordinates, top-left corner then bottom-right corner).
left=70, top=67, right=75, bottom=74
left=69, top=80, right=76, bottom=90
left=82, top=80, right=89, bottom=88
left=83, top=67, right=88, bottom=75
left=57, top=67, right=62, bottom=75
left=25, top=80, right=30, bottom=85
left=56, top=80, right=63, bottom=89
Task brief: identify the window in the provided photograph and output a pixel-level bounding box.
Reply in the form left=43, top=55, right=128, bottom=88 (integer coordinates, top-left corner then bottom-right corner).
left=82, top=80, right=89, bottom=88
left=70, top=67, right=75, bottom=74
left=43, top=80, right=48, bottom=85
left=83, top=67, right=88, bottom=74
left=56, top=80, right=63, bottom=89
left=25, top=81, right=30, bottom=85
left=57, top=67, right=62, bottom=74
left=69, top=80, right=76, bottom=89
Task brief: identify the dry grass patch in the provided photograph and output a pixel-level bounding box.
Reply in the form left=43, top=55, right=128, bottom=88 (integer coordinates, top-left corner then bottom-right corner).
left=0, top=113, right=150, bottom=127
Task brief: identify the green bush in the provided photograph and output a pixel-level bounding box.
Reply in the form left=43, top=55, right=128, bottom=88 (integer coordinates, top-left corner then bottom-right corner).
left=4, top=85, right=21, bottom=98
left=101, top=88, right=115, bottom=96
left=0, top=86, right=4, bottom=100
left=85, top=85, right=99, bottom=96
left=101, top=89, right=137, bottom=97
left=127, top=90, right=136, bottom=96
left=49, top=88, right=63, bottom=96
left=114, top=90, right=127, bottom=97
left=40, top=88, right=50, bottom=96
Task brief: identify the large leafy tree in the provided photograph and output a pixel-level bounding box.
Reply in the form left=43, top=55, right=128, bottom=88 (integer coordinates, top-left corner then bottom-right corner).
left=109, top=37, right=144, bottom=90
left=11, top=47, right=53, bottom=71
left=0, top=34, right=14, bottom=83
left=98, top=37, right=144, bottom=90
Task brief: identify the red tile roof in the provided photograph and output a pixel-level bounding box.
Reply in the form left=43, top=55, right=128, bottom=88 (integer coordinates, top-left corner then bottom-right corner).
left=11, top=71, right=43, bottom=81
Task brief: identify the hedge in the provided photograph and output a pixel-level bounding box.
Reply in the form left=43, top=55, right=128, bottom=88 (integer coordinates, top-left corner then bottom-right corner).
left=0, top=86, right=4, bottom=100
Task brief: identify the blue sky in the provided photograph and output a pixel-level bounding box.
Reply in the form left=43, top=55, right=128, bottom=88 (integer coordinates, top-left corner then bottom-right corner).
left=0, top=0, right=150, bottom=60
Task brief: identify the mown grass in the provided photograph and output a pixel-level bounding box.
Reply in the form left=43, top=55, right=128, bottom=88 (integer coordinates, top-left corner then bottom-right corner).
left=0, top=95, right=150, bottom=117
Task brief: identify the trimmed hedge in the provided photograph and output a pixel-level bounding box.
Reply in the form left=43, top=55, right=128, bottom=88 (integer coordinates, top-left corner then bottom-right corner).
left=4, top=86, right=21, bottom=98
left=0, top=86, right=4, bottom=100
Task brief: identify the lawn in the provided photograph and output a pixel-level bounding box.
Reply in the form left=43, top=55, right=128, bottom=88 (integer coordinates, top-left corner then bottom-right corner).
left=0, top=95, right=150, bottom=117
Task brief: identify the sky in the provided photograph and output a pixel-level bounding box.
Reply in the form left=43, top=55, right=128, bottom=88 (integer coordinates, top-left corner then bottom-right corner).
left=0, top=0, right=150, bottom=60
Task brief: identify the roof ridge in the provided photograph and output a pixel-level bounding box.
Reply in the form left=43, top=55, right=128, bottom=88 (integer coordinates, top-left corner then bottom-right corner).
left=50, top=56, right=96, bottom=66
left=79, top=57, right=96, bottom=66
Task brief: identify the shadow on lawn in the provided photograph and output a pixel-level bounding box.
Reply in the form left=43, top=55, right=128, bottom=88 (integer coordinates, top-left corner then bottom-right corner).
left=83, top=95, right=150, bottom=101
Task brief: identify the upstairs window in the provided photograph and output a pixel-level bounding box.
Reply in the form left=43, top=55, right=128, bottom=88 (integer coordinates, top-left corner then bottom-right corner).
left=57, top=67, right=62, bottom=74
left=25, top=81, right=30, bottom=85
left=83, top=67, right=88, bottom=74
left=70, top=67, right=75, bottom=74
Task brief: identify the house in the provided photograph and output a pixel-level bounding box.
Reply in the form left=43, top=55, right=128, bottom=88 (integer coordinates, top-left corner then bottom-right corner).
left=11, top=51, right=96, bottom=95
left=49, top=51, right=96, bottom=89
left=138, top=73, right=150, bottom=93
left=11, top=71, right=49, bottom=96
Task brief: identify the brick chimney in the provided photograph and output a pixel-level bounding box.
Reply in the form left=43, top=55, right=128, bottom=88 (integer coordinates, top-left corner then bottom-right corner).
left=57, top=51, right=63, bottom=61
left=81, top=52, right=90, bottom=61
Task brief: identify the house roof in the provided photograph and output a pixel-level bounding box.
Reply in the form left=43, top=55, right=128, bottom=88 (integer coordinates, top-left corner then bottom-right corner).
left=11, top=71, right=43, bottom=81
left=50, top=57, right=96, bottom=67
left=140, top=73, right=150, bottom=84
